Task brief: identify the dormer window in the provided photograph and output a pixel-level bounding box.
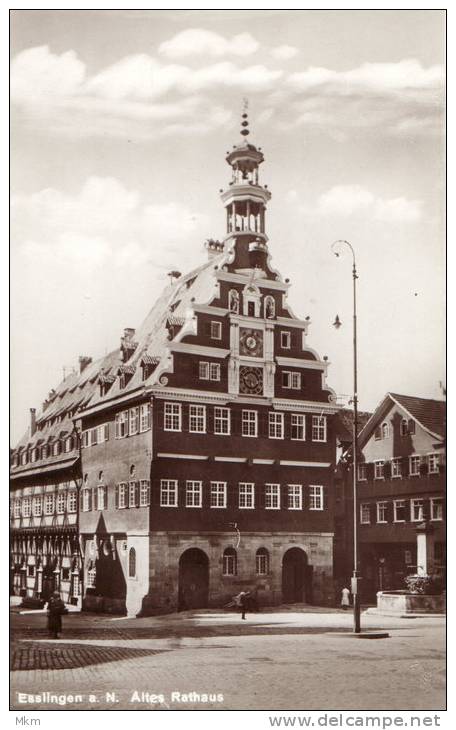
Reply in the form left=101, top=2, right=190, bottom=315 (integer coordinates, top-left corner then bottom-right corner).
left=400, top=418, right=408, bottom=436
left=53, top=441, right=61, bottom=456
left=141, top=355, right=159, bottom=381
left=381, top=422, right=390, bottom=439
left=64, top=436, right=74, bottom=453
left=118, top=365, right=136, bottom=390
left=21, top=451, right=27, bottom=465
left=41, top=445, right=48, bottom=459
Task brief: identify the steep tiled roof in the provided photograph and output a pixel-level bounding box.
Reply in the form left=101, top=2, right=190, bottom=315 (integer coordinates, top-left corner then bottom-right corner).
left=389, top=393, right=446, bottom=438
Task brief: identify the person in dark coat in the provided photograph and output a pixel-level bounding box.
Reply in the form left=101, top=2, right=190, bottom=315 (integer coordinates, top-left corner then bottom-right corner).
left=46, top=591, right=66, bottom=639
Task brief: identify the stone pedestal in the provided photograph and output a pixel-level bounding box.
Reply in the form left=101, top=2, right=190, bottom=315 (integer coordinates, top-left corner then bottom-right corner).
left=416, top=521, right=435, bottom=575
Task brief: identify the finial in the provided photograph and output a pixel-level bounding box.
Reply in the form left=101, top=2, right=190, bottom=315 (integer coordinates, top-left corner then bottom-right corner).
left=241, top=98, right=249, bottom=137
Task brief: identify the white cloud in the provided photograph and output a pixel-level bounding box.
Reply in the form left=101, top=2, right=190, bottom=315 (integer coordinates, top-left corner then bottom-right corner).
left=158, top=29, right=259, bottom=58
left=317, top=185, right=374, bottom=216
left=374, top=197, right=421, bottom=222
left=314, top=184, right=421, bottom=223
left=270, top=45, right=300, bottom=61
left=11, top=45, right=86, bottom=101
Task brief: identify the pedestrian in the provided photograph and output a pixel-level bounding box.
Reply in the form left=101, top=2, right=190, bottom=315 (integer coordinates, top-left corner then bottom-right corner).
left=240, top=591, right=250, bottom=620
left=46, top=590, right=67, bottom=639
left=341, top=585, right=351, bottom=610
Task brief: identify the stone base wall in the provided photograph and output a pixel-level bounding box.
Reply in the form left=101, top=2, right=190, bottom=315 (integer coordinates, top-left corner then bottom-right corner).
left=144, top=530, right=334, bottom=613
left=376, top=591, right=446, bottom=614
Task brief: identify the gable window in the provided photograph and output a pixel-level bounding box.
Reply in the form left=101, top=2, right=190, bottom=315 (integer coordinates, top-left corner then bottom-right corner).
left=41, top=445, right=49, bottom=459
left=52, top=441, right=61, bottom=456
left=223, top=548, right=237, bottom=576
left=265, top=484, right=280, bottom=510
left=374, top=460, right=385, bottom=479
left=309, top=485, right=324, bottom=511
left=400, top=418, right=408, bottom=436
left=358, top=464, right=367, bottom=481
left=291, top=414, right=305, bottom=441
left=312, top=415, right=327, bottom=442
left=189, top=405, right=206, bottom=434
left=269, top=412, right=284, bottom=439
left=164, top=402, right=182, bottom=432
left=242, top=410, right=258, bottom=437
left=374, top=426, right=381, bottom=440
left=44, top=494, right=55, bottom=515
left=428, top=454, right=440, bottom=474
left=214, top=407, right=230, bottom=435
left=239, top=483, right=255, bottom=509
left=210, top=321, right=222, bottom=340
left=409, top=455, right=421, bottom=476
left=391, top=457, right=402, bottom=478
left=256, top=548, right=270, bottom=575
left=117, top=483, right=127, bottom=509
left=186, top=481, right=202, bottom=508
left=210, top=482, right=227, bottom=508
left=376, top=501, right=388, bottom=523
left=381, top=422, right=390, bottom=439
left=282, top=371, right=301, bottom=389
left=129, top=407, right=139, bottom=436
left=199, top=362, right=209, bottom=380
left=57, top=492, right=66, bottom=514
left=139, top=403, right=151, bottom=432
left=430, top=498, right=443, bottom=521
left=128, top=548, right=136, bottom=578
left=31, top=448, right=38, bottom=462
left=115, top=411, right=128, bottom=439
left=281, top=331, right=291, bottom=349
left=287, top=484, right=302, bottom=510
left=394, top=500, right=406, bottom=522
left=411, top=499, right=424, bottom=522
left=160, top=479, right=178, bottom=507
left=360, top=504, right=371, bottom=524
left=408, top=419, right=416, bottom=435
left=139, top=480, right=150, bottom=507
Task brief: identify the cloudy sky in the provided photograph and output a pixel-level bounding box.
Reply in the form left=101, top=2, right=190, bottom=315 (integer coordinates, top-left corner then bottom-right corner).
left=10, top=9, right=445, bottom=443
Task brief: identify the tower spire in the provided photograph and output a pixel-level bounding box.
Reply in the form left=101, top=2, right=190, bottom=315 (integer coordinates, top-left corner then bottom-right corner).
left=241, top=98, right=250, bottom=138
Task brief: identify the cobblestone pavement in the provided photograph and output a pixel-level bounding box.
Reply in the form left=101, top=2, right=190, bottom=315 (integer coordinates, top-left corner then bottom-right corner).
left=10, top=607, right=446, bottom=711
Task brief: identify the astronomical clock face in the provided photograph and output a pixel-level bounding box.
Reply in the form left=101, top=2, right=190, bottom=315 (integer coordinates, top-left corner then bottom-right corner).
left=239, top=328, right=263, bottom=357
left=239, top=366, right=263, bottom=395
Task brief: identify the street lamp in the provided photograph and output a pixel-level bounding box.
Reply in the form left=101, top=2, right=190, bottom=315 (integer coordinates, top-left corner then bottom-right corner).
left=331, top=239, right=361, bottom=633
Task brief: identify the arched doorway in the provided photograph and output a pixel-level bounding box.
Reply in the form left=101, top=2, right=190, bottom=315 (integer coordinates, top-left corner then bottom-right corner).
left=282, top=547, right=308, bottom=603
left=178, top=548, right=209, bottom=610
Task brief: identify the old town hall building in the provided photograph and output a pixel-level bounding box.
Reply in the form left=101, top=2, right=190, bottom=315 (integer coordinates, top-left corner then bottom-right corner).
left=10, top=113, right=340, bottom=616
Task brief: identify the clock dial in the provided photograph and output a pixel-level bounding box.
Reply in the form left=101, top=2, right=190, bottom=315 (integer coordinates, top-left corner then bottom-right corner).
left=239, top=366, right=263, bottom=395
left=239, top=328, right=263, bottom=357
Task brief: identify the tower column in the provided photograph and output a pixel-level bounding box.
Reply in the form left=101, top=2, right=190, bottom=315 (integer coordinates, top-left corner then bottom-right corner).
left=246, top=200, right=251, bottom=231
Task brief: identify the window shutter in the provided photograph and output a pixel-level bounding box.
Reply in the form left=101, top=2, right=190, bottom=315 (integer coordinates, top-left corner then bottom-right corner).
left=386, top=501, right=393, bottom=523
left=402, top=456, right=410, bottom=477
left=366, top=462, right=375, bottom=481
left=323, top=486, right=329, bottom=511
left=207, top=407, right=214, bottom=434
left=104, top=486, right=108, bottom=509
left=92, top=487, right=97, bottom=511
left=419, top=459, right=428, bottom=476
left=383, top=461, right=391, bottom=480
left=104, top=423, right=109, bottom=441
left=152, top=480, right=160, bottom=506
left=115, top=484, right=119, bottom=509
left=79, top=490, right=84, bottom=511
left=257, top=484, right=264, bottom=509
left=135, top=482, right=140, bottom=507
left=88, top=489, right=92, bottom=511
left=204, top=321, right=211, bottom=336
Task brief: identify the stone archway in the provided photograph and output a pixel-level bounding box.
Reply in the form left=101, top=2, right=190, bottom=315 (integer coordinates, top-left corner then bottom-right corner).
left=178, top=548, right=209, bottom=611
left=282, top=547, right=309, bottom=604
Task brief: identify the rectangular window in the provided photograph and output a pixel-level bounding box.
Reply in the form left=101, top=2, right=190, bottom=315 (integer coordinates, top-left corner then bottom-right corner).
left=186, top=481, right=202, bottom=508
left=90, top=428, right=98, bottom=446
left=239, top=483, right=255, bottom=509
left=269, top=412, right=284, bottom=439
left=291, top=414, right=305, bottom=441
left=199, top=361, right=209, bottom=380
left=210, top=482, right=227, bottom=508
left=82, top=488, right=91, bottom=512
left=67, top=491, right=77, bottom=513
left=139, top=403, right=151, bottom=432
left=56, top=492, right=66, bottom=514
left=209, top=363, right=221, bottom=381
left=312, top=415, right=327, bottom=442
left=309, top=485, right=324, bottom=510
left=139, top=480, right=150, bottom=506
left=242, top=410, right=258, bottom=437
left=281, top=331, right=291, bottom=349
left=129, top=407, right=139, bottom=436
left=115, top=411, right=128, bottom=439
left=44, top=494, right=55, bottom=515
left=129, top=481, right=137, bottom=508
left=189, top=405, right=206, bottom=433
left=408, top=419, right=416, bottom=435
left=97, top=423, right=109, bottom=443
left=391, top=458, right=402, bottom=478
left=33, top=496, right=43, bottom=517
left=118, top=483, right=127, bottom=509
left=377, top=501, right=388, bottom=523
left=282, top=371, right=301, bottom=389
left=360, top=503, right=371, bottom=524
left=214, top=407, right=230, bottom=435
left=428, top=454, right=440, bottom=474
left=374, top=460, right=385, bottom=479
left=82, top=430, right=89, bottom=448
left=160, top=479, right=178, bottom=507
left=265, top=484, right=280, bottom=510
left=210, top=321, right=222, bottom=340
left=14, top=500, right=21, bottom=518
left=164, top=402, right=182, bottom=431
left=358, top=464, right=367, bottom=481
left=430, top=498, right=443, bottom=521
left=409, top=456, right=421, bottom=476
left=97, top=485, right=106, bottom=510
left=394, top=499, right=407, bottom=522
left=64, top=439, right=72, bottom=453
left=411, top=499, right=424, bottom=522
left=287, top=484, right=302, bottom=510
left=87, top=568, right=96, bottom=588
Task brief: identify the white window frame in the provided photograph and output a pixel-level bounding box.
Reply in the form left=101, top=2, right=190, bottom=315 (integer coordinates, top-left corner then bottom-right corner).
left=164, top=402, right=182, bottom=432
left=428, top=453, right=440, bottom=474
left=381, top=422, right=390, bottom=439
left=160, top=479, right=178, bottom=507
left=214, top=407, right=230, bottom=435
left=139, top=403, right=151, bottom=432
left=360, top=503, right=371, bottom=524
left=309, top=485, right=324, bottom=511
left=67, top=491, right=77, bottom=513
left=269, top=412, right=284, bottom=439
left=393, top=499, right=406, bottom=523
left=265, top=483, right=280, bottom=510
left=199, top=361, right=209, bottom=380
left=115, top=411, right=128, bottom=439
left=14, top=500, right=21, bottom=519
left=64, top=438, right=72, bottom=454
left=209, top=363, right=221, bottom=381
left=311, top=415, right=327, bottom=442
left=97, top=485, right=106, bottom=511
left=256, top=549, right=269, bottom=576
left=186, top=481, right=202, bottom=508
left=210, top=482, right=227, bottom=508
left=242, top=410, right=258, bottom=437
left=139, top=480, right=150, bottom=507
left=97, top=423, right=109, bottom=443
left=281, top=331, right=291, bottom=349
left=374, top=460, right=385, bottom=480
left=409, top=455, right=421, bottom=476
left=239, top=482, right=255, bottom=509
left=128, top=481, right=137, bottom=508
left=44, top=494, right=55, bottom=515
left=400, top=418, right=408, bottom=436
left=287, top=484, right=302, bottom=510
left=222, top=549, right=237, bottom=576
left=210, top=321, right=222, bottom=340
left=33, top=496, right=43, bottom=517
left=189, top=405, right=206, bottom=434
left=357, top=464, right=367, bottom=481
left=118, top=483, right=127, bottom=509
left=391, top=457, right=402, bottom=478
left=282, top=371, right=301, bottom=389
left=129, top=407, right=139, bottom=436
left=411, top=498, right=424, bottom=522
left=82, top=488, right=91, bottom=512
left=56, top=491, right=66, bottom=514
left=430, top=498, right=443, bottom=521
left=376, top=501, right=388, bottom=524
left=291, top=414, right=305, bottom=441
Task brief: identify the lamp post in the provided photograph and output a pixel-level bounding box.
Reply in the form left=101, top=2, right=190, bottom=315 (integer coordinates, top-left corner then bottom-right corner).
left=331, top=239, right=361, bottom=633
